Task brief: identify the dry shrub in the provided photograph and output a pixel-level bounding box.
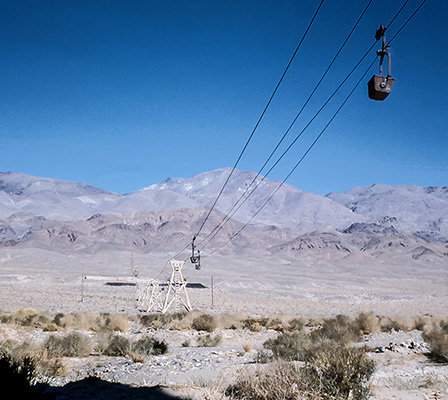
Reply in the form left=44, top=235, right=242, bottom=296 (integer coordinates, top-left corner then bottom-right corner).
left=52, top=313, right=65, bottom=328
left=254, top=327, right=375, bottom=398
left=197, top=334, right=222, bottom=347
left=355, top=312, right=380, bottom=335
left=263, top=331, right=310, bottom=361
left=242, top=317, right=269, bottom=332
left=216, top=313, right=242, bottom=330
left=379, top=316, right=410, bottom=332
left=139, top=313, right=160, bottom=328
left=8, top=340, right=65, bottom=377
left=2, top=309, right=50, bottom=329
left=55, top=312, right=99, bottom=331
left=42, top=323, right=59, bottom=332
left=226, top=361, right=322, bottom=400
left=94, top=332, right=113, bottom=355
left=250, top=323, right=263, bottom=332
left=192, top=314, right=217, bottom=332
left=413, top=316, right=431, bottom=331
left=423, top=323, right=448, bottom=362
left=96, top=333, right=168, bottom=358
left=44, top=332, right=93, bottom=358
left=98, top=334, right=132, bottom=357
left=302, top=342, right=375, bottom=400
left=311, top=315, right=360, bottom=344
left=242, top=343, right=252, bottom=353
left=107, top=314, right=129, bottom=332
left=439, top=318, right=448, bottom=333
left=0, top=351, right=49, bottom=399
left=10, top=308, right=40, bottom=326
left=132, top=336, right=168, bottom=356
left=266, top=318, right=285, bottom=332
left=287, top=318, right=305, bottom=332
left=140, top=312, right=188, bottom=329
left=54, top=312, right=130, bottom=332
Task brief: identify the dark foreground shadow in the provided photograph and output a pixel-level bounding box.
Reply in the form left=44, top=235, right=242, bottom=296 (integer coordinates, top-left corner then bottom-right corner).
left=39, top=377, right=190, bottom=400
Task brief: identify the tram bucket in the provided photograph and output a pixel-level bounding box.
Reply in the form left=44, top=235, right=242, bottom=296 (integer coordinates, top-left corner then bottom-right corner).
left=368, top=75, right=395, bottom=101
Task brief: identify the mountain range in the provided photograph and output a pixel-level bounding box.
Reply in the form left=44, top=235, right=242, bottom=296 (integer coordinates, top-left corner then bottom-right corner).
left=0, top=169, right=447, bottom=262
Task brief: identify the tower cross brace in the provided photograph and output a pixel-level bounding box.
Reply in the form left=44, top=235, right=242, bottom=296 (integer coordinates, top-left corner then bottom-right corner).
left=162, top=260, right=192, bottom=313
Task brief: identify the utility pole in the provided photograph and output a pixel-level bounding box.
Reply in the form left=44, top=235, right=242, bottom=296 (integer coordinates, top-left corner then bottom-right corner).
left=81, top=273, right=84, bottom=302
left=211, top=276, right=214, bottom=309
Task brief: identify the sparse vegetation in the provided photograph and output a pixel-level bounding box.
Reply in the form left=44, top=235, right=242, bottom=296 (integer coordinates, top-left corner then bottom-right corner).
left=263, top=331, right=310, bottom=361
left=423, top=322, right=448, bottom=362
left=140, top=311, right=188, bottom=329
left=266, top=317, right=285, bottom=332
left=96, top=333, right=168, bottom=358
left=44, top=332, right=93, bottom=358
left=227, top=342, right=375, bottom=400
left=2, top=308, right=443, bottom=399
left=132, top=336, right=168, bottom=356
left=311, top=314, right=360, bottom=344
left=0, top=308, right=51, bottom=329
left=192, top=313, right=217, bottom=332
left=0, top=310, right=132, bottom=333
left=302, top=341, right=375, bottom=400
left=242, top=342, right=252, bottom=353
left=355, top=312, right=380, bottom=335
left=250, top=313, right=376, bottom=398
left=242, top=317, right=269, bottom=332
left=379, top=316, right=410, bottom=333
left=105, top=313, right=130, bottom=332
left=287, top=317, right=305, bottom=332
left=97, top=333, right=132, bottom=357
left=413, top=315, right=430, bottom=331
left=196, top=334, right=222, bottom=347
left=226, top=361, right=320, bottom=400
left=0, top=351, right=48, bottom=399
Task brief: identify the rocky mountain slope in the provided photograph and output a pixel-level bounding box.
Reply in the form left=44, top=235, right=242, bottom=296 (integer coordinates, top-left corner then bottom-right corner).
left=327, top=184, right=448, bottom=242
left=0, top=169, right=447, bottom=261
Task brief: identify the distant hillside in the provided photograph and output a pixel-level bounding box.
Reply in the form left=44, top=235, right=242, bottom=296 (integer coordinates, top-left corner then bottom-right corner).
left=0, top=169, right=447, bottom=262
left=327, top=184, right=448, bottom=242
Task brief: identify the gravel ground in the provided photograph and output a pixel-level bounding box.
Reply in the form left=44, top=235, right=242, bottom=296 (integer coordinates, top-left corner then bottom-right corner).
left=1, top=320, right=448, bottom=400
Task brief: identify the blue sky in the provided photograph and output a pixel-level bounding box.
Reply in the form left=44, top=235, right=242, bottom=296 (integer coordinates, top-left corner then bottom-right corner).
left=0, top=0, right=446, bottom=195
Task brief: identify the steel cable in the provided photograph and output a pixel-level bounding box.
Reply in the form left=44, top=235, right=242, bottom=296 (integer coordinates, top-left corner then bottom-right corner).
left=193, top=0, right=326, bottom=240
left=201, top=0, right=427, bottom=256
left=196, top=0, right=374, bottom=249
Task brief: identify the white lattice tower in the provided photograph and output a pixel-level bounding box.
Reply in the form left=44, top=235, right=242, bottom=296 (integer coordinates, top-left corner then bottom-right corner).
left=135, top=279, right=163, bottom=312
left=162, top=260, right=192, bottom=313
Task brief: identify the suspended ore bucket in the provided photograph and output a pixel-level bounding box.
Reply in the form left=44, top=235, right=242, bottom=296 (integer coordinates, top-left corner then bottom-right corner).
left=368, top=75, right=395, bottom=101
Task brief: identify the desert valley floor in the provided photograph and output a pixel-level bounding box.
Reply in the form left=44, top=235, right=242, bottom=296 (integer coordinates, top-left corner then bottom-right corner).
left=1, top=248, right=447, bottom=399
left=0, top=248, right=446, bottom=316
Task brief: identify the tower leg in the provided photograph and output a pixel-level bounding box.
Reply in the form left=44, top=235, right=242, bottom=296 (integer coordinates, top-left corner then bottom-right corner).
left=161, top=260, right=192, bottom=313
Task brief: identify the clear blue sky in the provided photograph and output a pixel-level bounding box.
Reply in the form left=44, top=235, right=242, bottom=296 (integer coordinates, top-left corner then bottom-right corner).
left=0, top=0, right=446, bottom=195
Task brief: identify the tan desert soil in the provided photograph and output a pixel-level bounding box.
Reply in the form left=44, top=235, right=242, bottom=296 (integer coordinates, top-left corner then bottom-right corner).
left=0, top=249, right=446, bottom=316
left=1, top=248, right=447, bottom=399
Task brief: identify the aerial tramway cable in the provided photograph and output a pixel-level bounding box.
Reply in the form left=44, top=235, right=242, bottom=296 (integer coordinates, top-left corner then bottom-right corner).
left=197, top=0, right=415, bottom=251
left=192, top=0, right=325, bottom=242
left=160, top=0, right=425, bottom=271
left=197, top=42, right=376, bottom=250
left=201, top=0, right=427, bottom=256
left=204, top=58, right=377, bottom=257
left=196, top=0, right=374, bottom=249
left=168, top=0, right=325, bottom=270
left=201, top=58, right=378, bottom=255
left=388, top=0, right=427, bottom=44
